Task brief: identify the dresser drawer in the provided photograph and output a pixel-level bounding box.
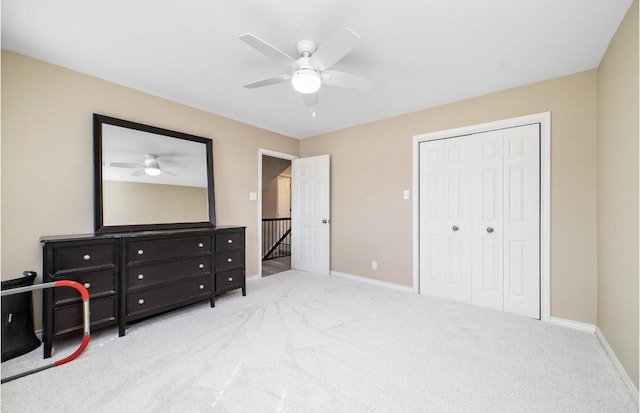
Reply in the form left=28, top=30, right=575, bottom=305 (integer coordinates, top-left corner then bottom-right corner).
left=54, top=242, right=116, bottom=272
left=215, top=269, right=244, bottom=291
left=127, top=276, right=212, bottom=317
left=53, top=269, right=116, bottom=305
left=127, top=256, right=211, bottom=290
left=127, top=236, right=211, bottom=264
left=53, top=296, right=116, bottom=337
left=215, top=231, right=244, bottom=252
left=215, top=250, right=243, bottom=272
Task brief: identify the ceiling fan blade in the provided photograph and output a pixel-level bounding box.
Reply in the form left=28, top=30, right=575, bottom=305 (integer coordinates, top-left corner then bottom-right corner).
left=239, top=33, right=298, bottom=69
left=243, top=74, right=292, bottom=89
left=163, top=169, right=177, bottom=176
left=302, top=93, right=319, bottom=107
left=110, top=162, right=141, bottom=169
left=322, top=70, right=373, bottom=90
left=131, top=169, right=145, bottom=176
left=309, top=28, right=360, bottom=71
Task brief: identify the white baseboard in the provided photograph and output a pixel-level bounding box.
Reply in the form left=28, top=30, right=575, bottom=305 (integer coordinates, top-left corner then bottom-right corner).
left=549, top=316, right=597, bottom=333
left=549, top=317, right=638, bottom=402
left=246, top=273, right=261, bottom=282
left=595, top=328, right=639, bottom=402
left=330, top=271, right=413, bottom=293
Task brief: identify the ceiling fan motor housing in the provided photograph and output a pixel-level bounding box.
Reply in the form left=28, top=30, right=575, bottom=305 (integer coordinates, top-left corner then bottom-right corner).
left=296, top=40, right=317, bottom=57
left=144, top=154, right=160, bottom=168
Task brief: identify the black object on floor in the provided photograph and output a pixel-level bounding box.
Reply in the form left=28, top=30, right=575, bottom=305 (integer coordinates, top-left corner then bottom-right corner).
left=2, top=271, right=41, bottom=362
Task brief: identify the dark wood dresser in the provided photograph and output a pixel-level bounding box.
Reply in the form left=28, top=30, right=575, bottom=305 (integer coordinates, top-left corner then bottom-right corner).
left=41, top=226, right=245, bottom=358
left=42, top=235, right=118, bottom=358
left=214, top=227, right=247, bottom=297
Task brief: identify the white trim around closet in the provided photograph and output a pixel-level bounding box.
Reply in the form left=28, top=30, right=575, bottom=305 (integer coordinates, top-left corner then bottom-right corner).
left=412, top=112, right=551, bottom=321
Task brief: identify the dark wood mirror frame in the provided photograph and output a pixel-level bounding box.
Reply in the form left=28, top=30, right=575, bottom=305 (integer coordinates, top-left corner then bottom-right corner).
left=93, top=114, right=215, bottom=233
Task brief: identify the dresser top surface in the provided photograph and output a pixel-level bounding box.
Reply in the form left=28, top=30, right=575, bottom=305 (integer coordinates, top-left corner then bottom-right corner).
left=41, top=226, right=245, bottom=244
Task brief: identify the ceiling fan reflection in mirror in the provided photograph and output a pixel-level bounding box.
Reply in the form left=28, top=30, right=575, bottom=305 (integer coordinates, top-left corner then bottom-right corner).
left=239, top=27, right=373, bottom=106
left=110, top=154, right=177, bottom=177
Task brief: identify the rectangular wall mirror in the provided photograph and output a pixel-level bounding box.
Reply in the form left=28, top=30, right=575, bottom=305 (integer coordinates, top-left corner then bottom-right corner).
left=94, top=114, right=215, bottom=233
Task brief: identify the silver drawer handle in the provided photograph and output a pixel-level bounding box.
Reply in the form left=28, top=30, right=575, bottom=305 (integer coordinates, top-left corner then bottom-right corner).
left=199, top=284, right=205, bottom=290
left=138, top=274, right=144, bottom=280
left=84, top=282, right=91, bottom=289
left=198, top=243, right=204, bottom=248
left=228, top=277, right=233, bottom=282
left=137, top=249, right=144, bottom=255
left=199, top=264, right=205, bottom=269
left=227, top=258, right=232, bottom=263
left=83, top=254, right=91, bottom=261
left=138, top=299, right=145, bottom=305
left=227, top=239, right=233, bottom=244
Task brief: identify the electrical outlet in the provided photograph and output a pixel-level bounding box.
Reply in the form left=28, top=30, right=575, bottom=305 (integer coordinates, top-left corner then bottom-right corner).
left=372, top=261, right=378, bottom=270
left=403, top=190, right=410, bottom=200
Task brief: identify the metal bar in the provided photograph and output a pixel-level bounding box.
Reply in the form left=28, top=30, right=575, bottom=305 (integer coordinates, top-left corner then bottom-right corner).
left=1, top=280, right=90, bottom=383
left=261, top=218, right=292, bottom=260
left=263, top=228, right=291, bottom=260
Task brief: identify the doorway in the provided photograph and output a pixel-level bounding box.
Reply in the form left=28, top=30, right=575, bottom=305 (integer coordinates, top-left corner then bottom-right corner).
left=261, top=154, right=293, bottom=276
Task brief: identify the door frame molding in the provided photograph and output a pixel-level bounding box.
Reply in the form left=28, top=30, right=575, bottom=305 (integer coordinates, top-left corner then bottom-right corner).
left=258, top=149, right=298, bottom=277
left=412, top=112, right=551, bottom=321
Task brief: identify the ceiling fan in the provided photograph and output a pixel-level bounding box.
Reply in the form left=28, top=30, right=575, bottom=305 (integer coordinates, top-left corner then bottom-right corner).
left=110, top=154, right=177, bottom=177
left=239, top=27, right=373, bottom=106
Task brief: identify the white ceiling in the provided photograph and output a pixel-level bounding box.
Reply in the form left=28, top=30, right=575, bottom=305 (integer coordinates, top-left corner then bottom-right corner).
left=1, top=0, right=632, bottom=139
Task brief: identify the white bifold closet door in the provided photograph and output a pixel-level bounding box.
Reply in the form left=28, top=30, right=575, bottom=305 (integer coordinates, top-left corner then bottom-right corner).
left=419, top=124, right=540, bottom=318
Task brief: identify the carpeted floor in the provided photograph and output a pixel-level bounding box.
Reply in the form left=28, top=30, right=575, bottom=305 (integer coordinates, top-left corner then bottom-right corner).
left=1, top=270, right=637, bottom=412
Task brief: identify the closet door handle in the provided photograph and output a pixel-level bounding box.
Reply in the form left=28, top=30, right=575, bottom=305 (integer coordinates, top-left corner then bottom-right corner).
left=452, top=225, right=459, bottom=232
left=486, top=227, right=494, bottom=233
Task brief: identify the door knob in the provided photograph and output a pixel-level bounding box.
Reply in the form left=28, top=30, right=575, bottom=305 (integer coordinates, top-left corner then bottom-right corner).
left=322, top=219, right=329, bottom=224
left=486, top=227, right=494, bottom=233
left=452, top=225, right=459, bottom=231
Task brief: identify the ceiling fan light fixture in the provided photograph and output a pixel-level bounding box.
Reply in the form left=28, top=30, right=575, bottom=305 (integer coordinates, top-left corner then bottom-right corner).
left=144, top=166, right=162, bottom=176
left=291, top=69, right=321, bottom=94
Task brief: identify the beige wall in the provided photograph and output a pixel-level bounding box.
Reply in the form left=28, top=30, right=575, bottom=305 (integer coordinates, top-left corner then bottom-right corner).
left=1, top=51, right=299, bottom=322
left=300, top=70, right=599, bottom=324
left=103, top=181, right=208, bottom=225
left=597, top=0, right=639, bottom=390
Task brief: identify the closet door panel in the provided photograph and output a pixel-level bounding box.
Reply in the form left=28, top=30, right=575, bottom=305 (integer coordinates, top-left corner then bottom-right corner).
left=443, top=137, right=472, bottom=302
left=471, top=130, right=504, bottom=311
left=419, top=141, right=446, bottom=298
left=503, top=124, right=540, bottom=318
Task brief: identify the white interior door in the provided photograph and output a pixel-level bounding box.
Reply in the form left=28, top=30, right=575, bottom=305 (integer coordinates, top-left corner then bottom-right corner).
left=471, top=129, right=505, bottom=311
left=443, top=137, right=473, bottom=302
left=291, top=155, right=330, bottom=274
left=419, top=137, right=472, bottom=302
left=419, top=140, right=446, bottom=297
left=276, top=176, right=291, bottom=218
left=502, top=124, right=540, bottom=318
